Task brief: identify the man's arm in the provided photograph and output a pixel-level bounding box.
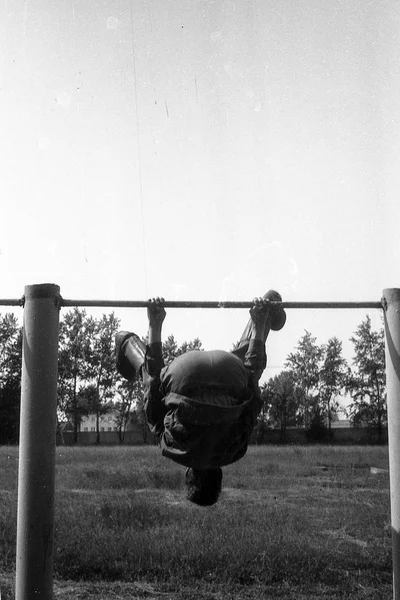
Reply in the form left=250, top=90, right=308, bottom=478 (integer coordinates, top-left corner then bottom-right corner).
left=143, top=297, right=167, bottom=440
left=147, top=296, right=166, bottom=346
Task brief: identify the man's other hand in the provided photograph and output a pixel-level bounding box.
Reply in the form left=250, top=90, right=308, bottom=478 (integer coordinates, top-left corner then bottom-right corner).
left=249, top=297, right=271, bottom=329
left=147, top=297, right=166, bottom=329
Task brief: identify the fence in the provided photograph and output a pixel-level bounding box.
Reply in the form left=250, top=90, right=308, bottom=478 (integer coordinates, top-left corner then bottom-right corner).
left=58, top=429, right=152, bottom=446
left=59, top=427, right=388, bottom=447
left=254, top=426, right=388, bottom=446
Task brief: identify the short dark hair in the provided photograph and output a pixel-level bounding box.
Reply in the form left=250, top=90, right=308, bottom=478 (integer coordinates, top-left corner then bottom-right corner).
left=185, top=468, right=223, bottom=506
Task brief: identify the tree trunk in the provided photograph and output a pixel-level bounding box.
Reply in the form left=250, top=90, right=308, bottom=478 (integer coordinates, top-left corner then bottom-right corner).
left=377, top=403, right=383, bottom=444
left=142, top=423, right=148, bottom=444
left=327, top=396, right=331, bottom=432
left=119, top=415, right=126, bottom=444
left=96, top=409, right=100, bottom=445
left=57, top=418, right=65, bottom=446
left=73, top=374, right=78, bottom=445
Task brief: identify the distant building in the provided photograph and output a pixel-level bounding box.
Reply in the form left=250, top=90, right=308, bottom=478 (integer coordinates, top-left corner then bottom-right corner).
left=79, top=411, right=120, bottom=433
left=331, top=419, right=351, bottom=429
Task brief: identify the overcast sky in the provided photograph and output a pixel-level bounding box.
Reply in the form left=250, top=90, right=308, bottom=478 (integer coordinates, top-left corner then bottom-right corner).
left=1, top=0, right=399, bottom=381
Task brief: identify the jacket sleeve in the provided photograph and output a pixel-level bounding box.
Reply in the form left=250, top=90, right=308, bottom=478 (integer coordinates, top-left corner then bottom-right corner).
left=142, top=342, right=167, bottom=441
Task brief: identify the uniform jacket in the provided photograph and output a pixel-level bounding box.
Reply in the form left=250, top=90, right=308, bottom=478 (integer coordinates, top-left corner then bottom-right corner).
left=143, top=343, right=264, bottom=469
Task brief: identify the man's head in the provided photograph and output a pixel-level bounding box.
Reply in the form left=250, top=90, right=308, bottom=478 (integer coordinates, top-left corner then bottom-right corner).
left=185, top=467, right=223, bottom=506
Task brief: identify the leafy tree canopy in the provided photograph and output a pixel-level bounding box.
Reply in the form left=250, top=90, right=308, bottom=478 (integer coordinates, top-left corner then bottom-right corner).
left=347, top=315, right=386, bottom=431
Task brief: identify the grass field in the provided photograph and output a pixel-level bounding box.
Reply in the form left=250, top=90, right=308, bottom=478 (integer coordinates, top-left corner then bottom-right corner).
left=0, top=445, right=393, bottom=599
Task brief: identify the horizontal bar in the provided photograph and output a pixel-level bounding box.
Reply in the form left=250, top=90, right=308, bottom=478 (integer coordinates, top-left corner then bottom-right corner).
left=60, top=299, right=384, bottom=310
left=0, top=299, right=23, bottom=307
left=0, top=298, right=384, bottom=310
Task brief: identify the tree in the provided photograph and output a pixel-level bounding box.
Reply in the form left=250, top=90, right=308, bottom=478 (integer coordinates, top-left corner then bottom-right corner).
left=319, top=337, right=348, bottom=431
left=162, top=334, right=179, bottom=364
left=114, top=378, right=143, bottom=443
left=87, top=313, right=120, bottom=444
left=0, top=313, right=22, bottom=385
left=261, top=370, right=301, bottom=441
left=0, top=313, right=22, bottom=443
left=58, top=308, right=95, bottom=443
left=347, top=316, right=386, bottom=439
left=129, top=380, right=149, bottom=443
left=162, top=334, right=202, bottom=365
left=58, top=310, right=121, bottom=444
left=285, top=331, right=324, bottom=428
left=179, top=338, right=203, bottom=354
left=253, top=381, right=272, bottom=444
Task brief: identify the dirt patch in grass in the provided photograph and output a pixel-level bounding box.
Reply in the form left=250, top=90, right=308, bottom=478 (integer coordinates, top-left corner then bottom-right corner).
left=0, top=575, right=392, bottom=600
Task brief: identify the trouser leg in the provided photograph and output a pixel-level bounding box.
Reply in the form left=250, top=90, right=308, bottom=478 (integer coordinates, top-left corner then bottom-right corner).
left=141, top=368, right=164, bottom=440
left=231, top=316, right=270, bottom=363
left=231, top=308, right=271, bottom=387
left=231, top=290, right=286, bottom=363
left=115, top=331, right=146, bottom=381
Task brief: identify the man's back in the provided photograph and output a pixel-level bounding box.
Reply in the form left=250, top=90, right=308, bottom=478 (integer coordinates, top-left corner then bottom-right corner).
left=157, top=350, right=261, bottom=469
left=160, top=350, right=249, bottom=398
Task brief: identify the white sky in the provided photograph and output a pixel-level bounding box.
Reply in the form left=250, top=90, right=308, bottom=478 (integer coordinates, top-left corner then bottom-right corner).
left=1, top=0, right=399, bottom=382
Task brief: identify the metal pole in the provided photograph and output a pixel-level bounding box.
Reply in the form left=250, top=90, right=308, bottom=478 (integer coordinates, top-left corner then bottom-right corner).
left=60, top=299, right=383, bottom=310
left=16, top=284, right=61, bottom=600
left=0, top=299, right=23, bottom=307
left=383, top=288, right=400, bottom=600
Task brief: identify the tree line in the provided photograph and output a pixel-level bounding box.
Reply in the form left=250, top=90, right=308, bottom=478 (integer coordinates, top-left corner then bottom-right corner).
left=0, top=310, right=385, bottom=444
left=256, top=316, right=386, bottom=443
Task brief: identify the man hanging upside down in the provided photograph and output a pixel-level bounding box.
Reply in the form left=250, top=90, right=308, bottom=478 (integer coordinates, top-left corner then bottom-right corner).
left=115, top=291, right=286, bottom=506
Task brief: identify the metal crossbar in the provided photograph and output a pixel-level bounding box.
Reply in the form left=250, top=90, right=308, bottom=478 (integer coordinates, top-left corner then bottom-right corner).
left=0, top=298, right=384, bottom=309
left=60, top=299, right=383, bottom=309
left=0, top=299, right=23, bottom=306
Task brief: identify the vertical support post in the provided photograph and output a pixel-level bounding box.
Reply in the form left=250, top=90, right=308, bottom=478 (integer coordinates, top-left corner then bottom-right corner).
left=383, top=288, right=400, bottom=600
left=15, top=284, right=60, bottom=600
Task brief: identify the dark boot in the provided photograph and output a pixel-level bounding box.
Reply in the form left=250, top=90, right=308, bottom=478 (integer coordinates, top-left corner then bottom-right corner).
left=238, top=290, right=286, bottom=342
left=232, top=290, right=286, bottom=361
left=115, top=331, right=146, bottom=381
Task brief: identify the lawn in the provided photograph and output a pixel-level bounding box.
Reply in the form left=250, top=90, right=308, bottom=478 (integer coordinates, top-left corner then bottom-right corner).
left=0, top=445, right=393, bottom=599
